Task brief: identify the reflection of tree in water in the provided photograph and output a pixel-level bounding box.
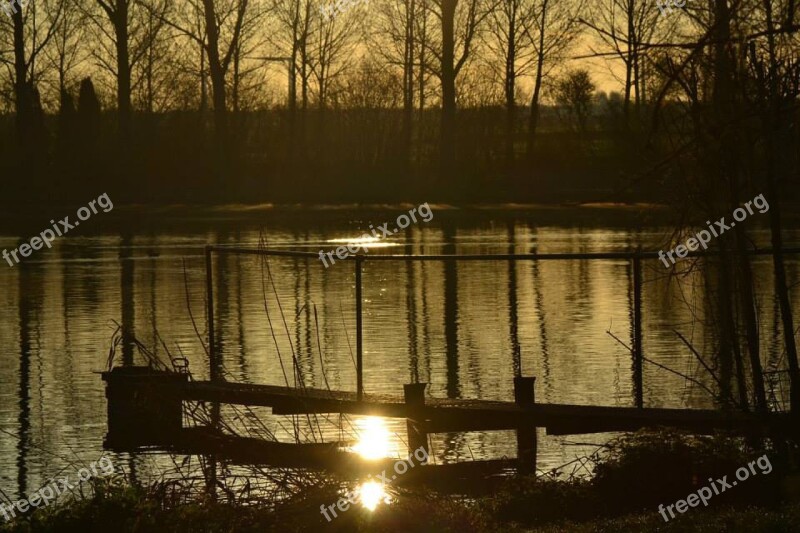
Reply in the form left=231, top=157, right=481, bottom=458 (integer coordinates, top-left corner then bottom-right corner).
left=443, top=222, right=460, bottom=400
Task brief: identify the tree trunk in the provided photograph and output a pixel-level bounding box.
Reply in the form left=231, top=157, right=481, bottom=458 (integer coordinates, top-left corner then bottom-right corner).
left=233, top=43, right=241, bottom=114
left=202, top=0, right=228, bottom=141
left=13, top=10, right=29, bottom=143
left=402, top=0, right=415, bottom=171
left=504, top=3, right=516, bottom=169
left=200, top=40, right=207, bottom=113
left=734, top=227, right=768, bottom=413
left=201, top=0, right=229, bottom=185
left=146, top=16, right=154, bottom=115
left=712, top=0, right=767, bottom=413
left=115, top=0, right=131, bottom=139
left=526, top=0, right=547, bottom=161
left=288, top=7, right=299, bottom=169
left=623, top=0, right=633, bottom=120
left=418, top=3, right=427, bottom=128
left=762, top=0, right=800, bottom=414
left=440, top=0, right=457, bottom=181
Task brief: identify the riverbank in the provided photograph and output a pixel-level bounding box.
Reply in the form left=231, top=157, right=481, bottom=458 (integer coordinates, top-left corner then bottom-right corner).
left=1, top=430, right=796, bottom=532
left=0, top=479, right=797, bottom=532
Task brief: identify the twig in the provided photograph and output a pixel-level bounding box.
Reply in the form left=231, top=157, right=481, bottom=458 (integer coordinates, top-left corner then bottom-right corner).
left=642, top=356, right=717, bottom=399
left=182, top=259, right=210, bottom=358
left=339, top=302, right=357, bottom=370
left=314, top=304, right=331, bottom=391
left=606, top=329, right=717, bottom=399
left=673, top=329, right=725, bottom=392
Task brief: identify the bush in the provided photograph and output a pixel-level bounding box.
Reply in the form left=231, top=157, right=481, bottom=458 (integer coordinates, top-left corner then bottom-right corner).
left=478, top=428, right=786, bottom=528
left=479, top=476, right=595, bottom=526
left=592, top=429, right=782, bottom=514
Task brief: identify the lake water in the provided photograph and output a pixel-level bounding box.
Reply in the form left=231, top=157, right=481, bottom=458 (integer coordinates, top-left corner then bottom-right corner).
left=1, top=204, right=798, bottom=501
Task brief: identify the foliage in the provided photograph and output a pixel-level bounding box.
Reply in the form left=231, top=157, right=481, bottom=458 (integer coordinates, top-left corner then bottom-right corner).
left=479, top=429, right=787, bottom=528
left=0, top=431, right=796, bottom=533
left=552, top=69, right=596, bottom=133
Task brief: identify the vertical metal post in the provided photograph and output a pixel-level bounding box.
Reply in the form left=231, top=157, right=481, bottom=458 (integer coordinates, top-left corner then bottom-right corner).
left=205, top=246, right=218, bottom=382
left=633, top=251, right=644, bottom=409
left=205, top=245, right=221, bottom=474
left=355, top=256, right=364, bottom=401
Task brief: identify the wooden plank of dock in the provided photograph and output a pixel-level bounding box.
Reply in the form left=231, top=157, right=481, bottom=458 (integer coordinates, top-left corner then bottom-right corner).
left=108, top=425, right=515, bottom=489
left=181, top=381, right=792, bottom=436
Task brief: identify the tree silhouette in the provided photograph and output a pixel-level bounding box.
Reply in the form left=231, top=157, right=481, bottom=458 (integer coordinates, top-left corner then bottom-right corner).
left=554, top=68, right=595, bottom=133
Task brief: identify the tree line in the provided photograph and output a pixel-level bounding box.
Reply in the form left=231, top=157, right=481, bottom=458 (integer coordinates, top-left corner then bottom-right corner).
left=0, top=0, right=798, bottom=207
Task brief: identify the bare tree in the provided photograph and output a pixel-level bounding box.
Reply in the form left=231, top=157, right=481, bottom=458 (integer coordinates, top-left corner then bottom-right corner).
left=553, top=67, right=595, bottom=133
left=484, top=0, right=537, bottom=166
left=272, top=0, right=313, bottom=111
left=330, top=57, right=403, bottom=166
left=639, top=0, right=799, bottom=413
left=311, top=3, right=361, bottom=110
left=165, top=1, right=208, bottom=111
left=135, top=0, right=170, bottom=114
left=746, top=0, right=800, bottom=412
left=42, top=0, right=87, bottom=111
left=375, top=0, right=420, bottom=166
left=201, top=0, right=250, bottom=140
left=429, top=0, right=496, bottom=178
left=0, top=0, right=64, bottom=149
left=92, top=0, right=136, bottom=137
left=267, top=0, right=314, bottom=159
left=229, top=0, right=270, bottom=114
left=162, top=0, right=252, bottom=142
left=583, top=0, right=666, bottom=121
left=526, top=0, right=582, bottom=157
left=415, top=0, right=433, bottom=119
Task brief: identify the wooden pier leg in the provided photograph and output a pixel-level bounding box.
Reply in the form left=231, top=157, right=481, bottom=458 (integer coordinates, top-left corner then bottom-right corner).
left=404, top=383, right=429, bottom=462
left=514, top=377, right=537, bottom=475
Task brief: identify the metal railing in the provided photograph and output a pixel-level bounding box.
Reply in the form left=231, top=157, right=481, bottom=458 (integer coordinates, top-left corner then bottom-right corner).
left=203, top=245, right=800, bottom=406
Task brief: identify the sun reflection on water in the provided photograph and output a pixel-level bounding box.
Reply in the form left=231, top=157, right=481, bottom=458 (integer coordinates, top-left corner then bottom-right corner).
left=352, top=417, right=393, bottom=460
left=326, top=236, right=397, bottom=248
left=348, top=417, right=396, bottom=511
left=357, top=480, right=391, bottom=511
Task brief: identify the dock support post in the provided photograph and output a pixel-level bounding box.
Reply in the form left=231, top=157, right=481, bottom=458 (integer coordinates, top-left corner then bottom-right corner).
left=356, top=256, right=364, bottom=401
left=404, top=383, right=429, bottom=462
left=102, top=367, right=187, bottom=447
left=514, top=376, right=537, bottom=475
left=633, top=251, right=644, bottom=408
